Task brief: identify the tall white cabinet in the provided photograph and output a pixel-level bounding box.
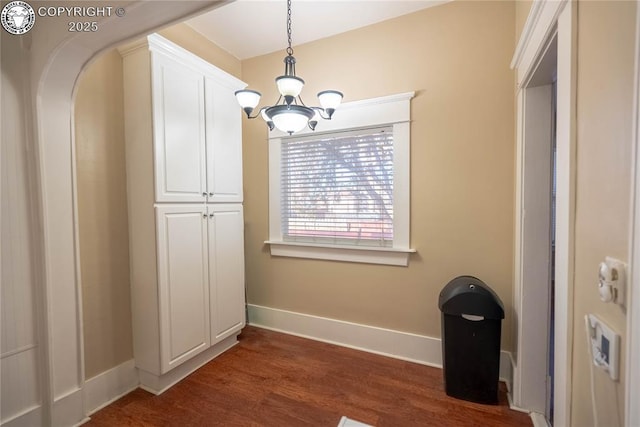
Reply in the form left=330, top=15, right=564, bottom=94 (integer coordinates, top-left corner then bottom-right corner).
left=119, top=34, right=246, bottom=393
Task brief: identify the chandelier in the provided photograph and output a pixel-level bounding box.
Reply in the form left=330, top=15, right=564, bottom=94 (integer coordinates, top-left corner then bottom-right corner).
left=234, top=0, right=343, bottom=135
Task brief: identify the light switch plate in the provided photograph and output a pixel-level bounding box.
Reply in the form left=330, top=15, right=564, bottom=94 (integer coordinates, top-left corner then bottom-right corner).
left=587, top=314, right=620, bottom=381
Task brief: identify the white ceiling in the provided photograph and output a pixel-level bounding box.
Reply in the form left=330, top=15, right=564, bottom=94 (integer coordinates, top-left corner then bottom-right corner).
left=186, top=0, right=448, bottom=60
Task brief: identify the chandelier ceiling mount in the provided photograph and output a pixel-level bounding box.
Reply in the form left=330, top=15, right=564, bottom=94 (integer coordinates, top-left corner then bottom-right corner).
left=234, top=0, right=343, bottom=135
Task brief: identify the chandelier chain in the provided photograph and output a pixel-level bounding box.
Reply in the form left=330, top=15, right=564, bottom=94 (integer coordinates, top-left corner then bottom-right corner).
left=234, top=0, right=342, bottom=134
left=286, top=0, right=293, bottom=55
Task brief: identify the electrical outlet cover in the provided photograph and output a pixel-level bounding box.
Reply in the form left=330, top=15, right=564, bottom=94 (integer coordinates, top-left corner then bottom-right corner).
left=604, top=256, right=626, bottom=307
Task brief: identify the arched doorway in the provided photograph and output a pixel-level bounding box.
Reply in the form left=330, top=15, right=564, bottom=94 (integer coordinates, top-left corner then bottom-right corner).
left=5, top=2, right=224, bottom=425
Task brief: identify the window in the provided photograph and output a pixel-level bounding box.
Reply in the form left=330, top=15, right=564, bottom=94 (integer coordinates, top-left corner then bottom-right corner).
left=282, top=127, right=394, bottom=247
left=267, top=92, right=415, bottom=266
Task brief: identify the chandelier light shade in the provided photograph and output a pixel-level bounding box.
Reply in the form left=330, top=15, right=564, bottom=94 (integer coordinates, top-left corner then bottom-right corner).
left=276, top=76, right=304, bottom=98
left=318, top=90, right=343, bottom=117
left=268, top=105, right=315, bottom=134
left=236, top=90, right=261, bottom=115
left=234, top=0, right=343, bottom=135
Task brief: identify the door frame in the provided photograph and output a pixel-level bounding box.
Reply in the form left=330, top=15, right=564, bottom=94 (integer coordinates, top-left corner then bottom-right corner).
left=511, top=1, right=576, bottom=425
left=627, top=3, right=640, bottom=425
left=514, top=78, right=555, bottom=416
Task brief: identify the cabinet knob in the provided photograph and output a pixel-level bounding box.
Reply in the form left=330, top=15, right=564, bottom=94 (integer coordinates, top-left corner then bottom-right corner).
left=209, top=213, right=214, bottom=218
left=202, top=213, right=207, bottom=218
left=209, top=192, right=214, bottom=197
left=202, top=192, right=207, bottom=197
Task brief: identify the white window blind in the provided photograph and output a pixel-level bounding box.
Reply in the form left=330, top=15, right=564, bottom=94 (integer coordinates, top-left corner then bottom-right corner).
left=281, top=127, right=394, bottom=247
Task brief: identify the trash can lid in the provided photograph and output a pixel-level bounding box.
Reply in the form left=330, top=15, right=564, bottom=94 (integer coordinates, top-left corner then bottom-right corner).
left=438, top=275, right=505, bottom=319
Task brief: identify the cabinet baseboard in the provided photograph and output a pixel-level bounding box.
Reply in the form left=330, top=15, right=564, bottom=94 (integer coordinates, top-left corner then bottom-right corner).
left=138, top=334, right=239, bottom=395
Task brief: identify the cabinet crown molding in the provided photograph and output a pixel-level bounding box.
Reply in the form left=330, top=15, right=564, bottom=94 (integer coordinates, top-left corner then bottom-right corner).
left=118, top=33, right=247, bottom=92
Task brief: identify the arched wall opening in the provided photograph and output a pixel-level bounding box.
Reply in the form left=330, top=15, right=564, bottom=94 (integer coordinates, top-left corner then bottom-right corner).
left=14, top=2, right=222, bottom=424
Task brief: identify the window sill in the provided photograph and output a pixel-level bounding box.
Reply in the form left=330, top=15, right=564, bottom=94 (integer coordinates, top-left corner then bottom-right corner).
left=265, top=240, right=416, bottom=267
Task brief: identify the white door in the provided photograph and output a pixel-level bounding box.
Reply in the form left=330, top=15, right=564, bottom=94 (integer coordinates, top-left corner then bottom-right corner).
left=156, top=205, right=211, bottom=373
left=153, top=54, right=207, bottom=203
left=205, top=78, right=243, bottom=203
left=207, top=204, right=246, bottom=343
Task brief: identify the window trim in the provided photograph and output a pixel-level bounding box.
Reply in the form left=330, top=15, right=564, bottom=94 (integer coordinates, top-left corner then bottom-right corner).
left=266, top=92, right=415, bottom=266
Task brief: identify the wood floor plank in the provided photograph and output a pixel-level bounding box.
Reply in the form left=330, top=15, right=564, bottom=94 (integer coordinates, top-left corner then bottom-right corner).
left=87, top=326, right=532, bottom=426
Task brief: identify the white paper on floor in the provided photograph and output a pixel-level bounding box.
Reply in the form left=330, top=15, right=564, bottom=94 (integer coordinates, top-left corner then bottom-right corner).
left=337, top=416, right=373, bottom=427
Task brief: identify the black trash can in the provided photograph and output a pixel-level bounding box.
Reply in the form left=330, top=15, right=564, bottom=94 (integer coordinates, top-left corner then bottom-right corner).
left=438, top=275, right=505, bottom=404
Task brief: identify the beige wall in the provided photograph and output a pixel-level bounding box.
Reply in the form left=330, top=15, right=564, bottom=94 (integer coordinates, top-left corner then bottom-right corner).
left=571, top=1, right=636, bottom=425
left=241, top=1, right=516, bottom=348
left=75, top=24, right=241, bottom=379
left=75, top=50, right=133, bottom=379
left=158, top=23, right=241, bottom=79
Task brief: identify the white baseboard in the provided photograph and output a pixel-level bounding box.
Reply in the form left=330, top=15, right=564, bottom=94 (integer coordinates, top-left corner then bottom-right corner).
left=247, top=304, right=514, bottom=385
left=502, top=351, right=516, bottom=392
left=84, top=359, right=139, bottom=415
left=530, top=411, right=550, bottom=427
left=84, top=335, right=241, bottom=415
left=53, top=387, right=87, bottom=427
left=3, top=362, right=139, bottom=427
left=6, top=337, right=241, bottom=426
left=505, top=376, right=531, bottom=414
left=1, top=405, right=43, bottom=427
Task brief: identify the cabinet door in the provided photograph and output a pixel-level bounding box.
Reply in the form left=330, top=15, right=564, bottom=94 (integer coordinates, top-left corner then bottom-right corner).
left=207, top=204, right=246, bottom=343
left=153, top=53, right=207, bottom=203
left=156, top=205, right=211, bottom=373
left=205, top=78, right=243, bottom=203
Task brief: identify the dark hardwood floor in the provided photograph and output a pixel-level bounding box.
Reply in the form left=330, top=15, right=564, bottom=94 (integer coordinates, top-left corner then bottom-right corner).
left=87, top=326, right=532, bottom=426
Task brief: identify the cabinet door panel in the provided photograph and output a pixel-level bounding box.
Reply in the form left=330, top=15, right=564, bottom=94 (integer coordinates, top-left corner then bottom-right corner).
left=208, top=204, right=246, bottom=343
left=156, top=205, right=210, bottom=373
left=153, top=54, right=207, bottom=202
left=205, top=78, right=243, bottom=202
